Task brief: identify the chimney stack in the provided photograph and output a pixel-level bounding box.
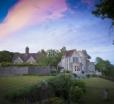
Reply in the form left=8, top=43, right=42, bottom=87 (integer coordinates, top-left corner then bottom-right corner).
left=25, top=46, right=29, bottom=54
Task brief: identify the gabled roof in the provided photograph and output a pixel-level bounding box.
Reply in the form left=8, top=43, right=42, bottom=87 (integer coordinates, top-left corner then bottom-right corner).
left=64, top=49, right=91, bottom=59
left=13, top=53, right=38, bottom=62
left=64, top=49, right=76, bottom=57
left=81, top=50, right=91, bottom=59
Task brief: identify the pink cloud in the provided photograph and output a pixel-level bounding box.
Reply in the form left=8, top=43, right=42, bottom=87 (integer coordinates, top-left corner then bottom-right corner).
left=0, top=0, right=67, bottom=37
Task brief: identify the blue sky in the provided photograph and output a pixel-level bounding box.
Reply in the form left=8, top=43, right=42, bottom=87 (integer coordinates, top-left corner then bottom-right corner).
left=0, top=0, right=114, bottom=63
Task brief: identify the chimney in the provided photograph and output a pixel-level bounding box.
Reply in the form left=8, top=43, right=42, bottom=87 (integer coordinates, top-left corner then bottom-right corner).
left=25, top=46, right=29, bottom=54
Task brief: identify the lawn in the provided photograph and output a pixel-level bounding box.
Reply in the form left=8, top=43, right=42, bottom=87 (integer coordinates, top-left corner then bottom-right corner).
left=82, top=77, right=114, bottom=104
left=0, top=75, right=53, bottom=103
left=0, top=76, right=114, bottom=104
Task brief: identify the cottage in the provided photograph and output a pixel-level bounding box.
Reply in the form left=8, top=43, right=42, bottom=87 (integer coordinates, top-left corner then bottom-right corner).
left=59, top=49, right=95, bottom=75
left=13, top=47, right=37, bottom=64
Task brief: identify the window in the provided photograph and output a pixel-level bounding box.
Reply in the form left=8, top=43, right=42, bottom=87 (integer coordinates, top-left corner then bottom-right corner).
left=73, top=57, right=79, bottom=63
left=77, top=67, right=80, bottom=71
left=75, top=66, right=80, bottom=71
left=75, top=66, right=77, bottom=71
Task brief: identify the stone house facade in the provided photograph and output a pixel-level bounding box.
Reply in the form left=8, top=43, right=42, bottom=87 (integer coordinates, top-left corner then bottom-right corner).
left=59, top=49, right=95, bottom=75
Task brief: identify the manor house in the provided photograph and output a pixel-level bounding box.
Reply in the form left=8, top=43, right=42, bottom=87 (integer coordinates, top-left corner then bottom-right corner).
left=59, top=49, right=95, bottom=75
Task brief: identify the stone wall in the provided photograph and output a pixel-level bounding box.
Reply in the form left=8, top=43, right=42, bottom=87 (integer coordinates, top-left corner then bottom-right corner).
left=28, top=66, right=51, bottom=75
left=0, top=66, right=51, bottom=76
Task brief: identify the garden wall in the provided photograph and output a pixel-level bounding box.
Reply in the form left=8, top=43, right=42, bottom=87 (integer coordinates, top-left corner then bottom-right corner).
left=0, top=66, right=51, bottom=76
left=28, top=66, right=51, bottom=75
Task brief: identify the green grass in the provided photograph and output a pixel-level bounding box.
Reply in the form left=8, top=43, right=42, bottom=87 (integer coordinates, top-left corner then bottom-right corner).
left=0, top=75, right=53, bottom=103
left=82, top=77, right=114, bottom=104
left=0, top=76, right=114, bottom=104
left=0, top=75, right=53, bottom=95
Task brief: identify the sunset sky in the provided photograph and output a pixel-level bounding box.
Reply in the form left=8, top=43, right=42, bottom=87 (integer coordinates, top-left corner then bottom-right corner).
left=0, top=0, right=114, bottom=63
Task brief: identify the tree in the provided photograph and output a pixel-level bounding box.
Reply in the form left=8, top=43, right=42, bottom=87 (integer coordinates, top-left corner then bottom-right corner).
left=93, top=0, right=114, bottom=26
left=37, top=50, right=49, bottom=66
left=60, top=46, right=66, bottom=53
left=37, top=49, right=63, bottom=67
left=0, top=51, right=14, bottom=63
left=95, top=57, right=114, bottom=76
left=47, top=49, right=58, bottom=57
left=96, top=57, right=103, bottom=64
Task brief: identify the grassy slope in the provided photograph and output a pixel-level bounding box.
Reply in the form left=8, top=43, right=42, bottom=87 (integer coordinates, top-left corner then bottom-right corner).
left=82, top=77, right=114, bottom=104
left=0, top=76, right=114, bottom=104
left=0, top=75, right=53, bottom=103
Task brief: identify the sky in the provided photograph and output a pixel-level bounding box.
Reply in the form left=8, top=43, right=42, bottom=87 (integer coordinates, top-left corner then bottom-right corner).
left=0, top=0, right=114, bottom=63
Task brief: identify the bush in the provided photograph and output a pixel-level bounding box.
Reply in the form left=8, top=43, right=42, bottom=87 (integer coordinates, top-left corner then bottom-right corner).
left=72, top=80, right=86, bottom=93
left=47, top=74, right=85, bottom=103
left=73, top=73, right=77, bottom=77
left=49, top=97, right=64, bottom=104
left=62, top=70, right=71, bottom=73
left=51, top=69, right=57, bottom=76
left=0, top=62, right=13, bottom=67
left=70, top=86, right=84, bottom=102
left=86, top=74, right=90, bottom=78
left=6, top=74, right=85, bottom=104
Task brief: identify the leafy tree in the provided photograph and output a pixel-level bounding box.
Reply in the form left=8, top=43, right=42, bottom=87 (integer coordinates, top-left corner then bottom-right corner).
left=60, top=46, right=66, bottom=53
left=95, top=57, right=114, bottom=76
left=0, top=51, right=14, bottom=63
left=37, top=50, right=49, bottom=66
left=92, top=0, right=114, bottom=26
left=37, top=49, right=63, bottom=67
left=47, top=49, right=58, bottom=57
left=96, top=57, right=103, bottom=64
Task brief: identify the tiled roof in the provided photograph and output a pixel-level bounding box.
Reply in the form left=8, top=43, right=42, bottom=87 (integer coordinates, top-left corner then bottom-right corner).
left=82, top=50, right=91, bottom=59
left=64, top=49, right=91, bottom=59
left=64, top=49, right=76, bottom=57
left=13, top=53, right=38, bottom=62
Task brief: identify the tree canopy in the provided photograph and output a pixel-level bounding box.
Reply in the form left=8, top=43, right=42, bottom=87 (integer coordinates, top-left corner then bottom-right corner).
left=93, top=0, right=114, bottom=26
left=0, top=51, right=14, bottom=63
left=95, top=57, right=114, bottom=77
left=37, top=47, right=66, bottom=67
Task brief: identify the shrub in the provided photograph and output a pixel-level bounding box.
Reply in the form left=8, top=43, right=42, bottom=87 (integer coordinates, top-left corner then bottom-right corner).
left=70, top=86, right=84, bottom=102
left=47, top=74, right=85, bottom=102
left=51, top=68, right=57, bottom=76
left=73, top=73, right=77, bottom=77
left=62, top=70, right=71, bottom=73
left=6, top=74, right=85, bottom=104
left=86, top=74, right=90, bottom=78
left=49, top=97, right=64, bottom=104
left=0, top=62, right=13, bottom=67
